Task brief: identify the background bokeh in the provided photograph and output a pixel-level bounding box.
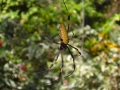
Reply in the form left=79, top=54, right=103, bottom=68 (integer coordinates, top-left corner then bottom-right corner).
left=0, top=0, right=120, bottom=90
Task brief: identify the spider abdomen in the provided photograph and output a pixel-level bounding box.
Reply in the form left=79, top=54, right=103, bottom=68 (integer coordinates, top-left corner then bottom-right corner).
left=59, top=24, right=69, bottom=44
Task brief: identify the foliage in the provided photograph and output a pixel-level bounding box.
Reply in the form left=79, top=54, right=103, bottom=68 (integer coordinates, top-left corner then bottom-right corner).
left=0, top=0, right=120, bottom=90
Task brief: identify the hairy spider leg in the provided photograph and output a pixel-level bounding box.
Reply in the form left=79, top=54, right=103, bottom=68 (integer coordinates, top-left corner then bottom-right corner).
left=68, top=44, right=81, bottom=55
left=57, top=51, right=64, bottom=80
left=62, top=0, right=70, bottom=30
left=44, top=33, right=60, bottom=44
left=47, top=50, right=61, bottom=70
left=67, top=14, right=75, bottom=40
left=62, top=0, right=74, bottom=39
left=63, top=46, right=75, bottom=77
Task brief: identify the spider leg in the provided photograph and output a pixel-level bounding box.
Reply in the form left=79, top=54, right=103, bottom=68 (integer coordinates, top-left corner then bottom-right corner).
left=68, top=44, right=81, bottom=55
left=64, top=46, right=75, bottom=77
left=57, top=51, right=64, bottom=80
left=44, top=33, right=60, bottom=44
left=62, top=0, right=74, bottom=40
left=47, top=50, right=61, bottom=70
left=67, top=14, right=75, bottom=40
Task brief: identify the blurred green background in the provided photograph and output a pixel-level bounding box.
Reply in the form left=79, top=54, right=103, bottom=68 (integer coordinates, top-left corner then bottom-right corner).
left=0, top=0, right=120, bottom=90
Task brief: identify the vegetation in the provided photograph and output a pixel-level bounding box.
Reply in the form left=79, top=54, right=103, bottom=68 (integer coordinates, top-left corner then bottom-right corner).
left=0, top=0, right=120, bottom=89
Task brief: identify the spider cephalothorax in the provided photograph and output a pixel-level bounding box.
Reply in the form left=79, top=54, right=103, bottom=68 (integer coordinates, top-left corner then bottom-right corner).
left=60, top=43, right=67, bottom=51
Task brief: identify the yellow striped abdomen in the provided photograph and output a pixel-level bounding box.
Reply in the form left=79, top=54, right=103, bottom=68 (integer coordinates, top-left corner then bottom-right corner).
left=59, top=24, right=69, bottom=44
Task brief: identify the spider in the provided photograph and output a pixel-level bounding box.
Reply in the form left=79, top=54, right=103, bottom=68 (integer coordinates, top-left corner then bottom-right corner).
left=46, top=0, right=81, bottom=80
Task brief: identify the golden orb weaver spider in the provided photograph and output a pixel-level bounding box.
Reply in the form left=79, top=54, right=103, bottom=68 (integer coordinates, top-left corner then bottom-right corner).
left=45, top=0, right=81, bottom=80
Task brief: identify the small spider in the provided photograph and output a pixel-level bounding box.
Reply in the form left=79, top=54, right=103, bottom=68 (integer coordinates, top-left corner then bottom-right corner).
left=46, top=0, right=81, bottom=80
